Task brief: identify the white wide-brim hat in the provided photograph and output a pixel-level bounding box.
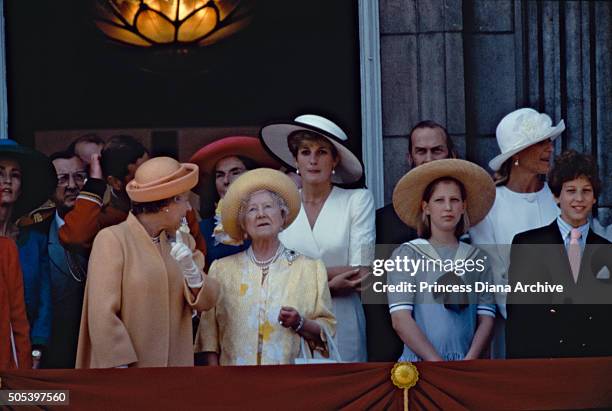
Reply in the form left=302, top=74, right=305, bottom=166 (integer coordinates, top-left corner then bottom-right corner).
left=259, top=114, right=363, bottom=184
left=489, top=108, right=565, bottom=171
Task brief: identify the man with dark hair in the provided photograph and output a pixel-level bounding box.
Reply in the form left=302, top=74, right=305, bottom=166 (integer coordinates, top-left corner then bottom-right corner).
left=31, top=150, right=89, bottom=368
left=376, top=121, right=457, bottom=245
left=99, top=135, right=147, bottom=191
left=407, top=120, right=457, bottom=168
left=58, top=135, right=206, bottom=254
left=506, top=150, right=612, bottom=358
left=368, top=120, right=456, bottom=361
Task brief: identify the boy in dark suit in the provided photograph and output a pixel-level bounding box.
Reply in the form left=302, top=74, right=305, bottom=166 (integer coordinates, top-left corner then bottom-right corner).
left=506, top=150, right=612, bottom=358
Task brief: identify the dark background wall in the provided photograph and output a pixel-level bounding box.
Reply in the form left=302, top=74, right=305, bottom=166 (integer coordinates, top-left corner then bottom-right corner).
left=4, top=0, right=611, bottom=222
left=380, top=0, right=611, bottom=224
left=4, top=0, right=362, bottom=157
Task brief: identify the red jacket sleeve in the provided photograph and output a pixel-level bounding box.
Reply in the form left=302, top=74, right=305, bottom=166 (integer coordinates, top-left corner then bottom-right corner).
left=3, top=238, right=33, bottom=368
left=59, top=178, right=123, bottom=249
left=61, top=178, right=206, bottom=257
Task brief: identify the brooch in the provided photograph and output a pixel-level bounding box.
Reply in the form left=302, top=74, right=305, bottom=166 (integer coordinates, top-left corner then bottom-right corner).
left=285, top=249, right=298, bottom=265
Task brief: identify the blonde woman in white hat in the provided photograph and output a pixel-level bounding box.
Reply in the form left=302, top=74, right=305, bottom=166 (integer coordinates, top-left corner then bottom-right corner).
left=76, top=157, right=219, bottom=368
left=469, top=108, right=564, bottom=358
left=388, top=159, right=496, bottom=362
left=260, top=115, right=375, bottom=362
left=196, top=168, right=335, bottom=365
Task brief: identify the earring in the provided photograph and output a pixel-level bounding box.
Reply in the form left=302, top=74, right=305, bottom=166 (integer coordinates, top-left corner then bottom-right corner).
left=164, top=208, right=170, bottom=213
left=332, top=169, right=336, bottom=175
left=514, top=158, right=519, bottom=166
left=296, top=169, right=300, bottom=175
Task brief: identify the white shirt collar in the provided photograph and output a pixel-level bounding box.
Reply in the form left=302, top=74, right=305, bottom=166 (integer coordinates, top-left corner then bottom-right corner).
left=55, top=211, right=66, bottom=228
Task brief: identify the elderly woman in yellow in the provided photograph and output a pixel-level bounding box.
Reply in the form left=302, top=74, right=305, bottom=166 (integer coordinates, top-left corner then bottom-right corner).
left=76, top=157, right=219, bottom=368
left=197, top=168, right=335, bottom=365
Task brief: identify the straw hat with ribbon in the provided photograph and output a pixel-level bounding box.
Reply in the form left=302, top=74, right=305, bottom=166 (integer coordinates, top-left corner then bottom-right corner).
left=392, top=159, right=495, bottom=230
left=221, top=168, right=301, bottom=242
left=489, top=107, right=565, bottom=171
left=0, top=139, right=57, bottom=221
left=126, top=157, right=198, bottom=203
left=260, top=114, right=363, bottom=184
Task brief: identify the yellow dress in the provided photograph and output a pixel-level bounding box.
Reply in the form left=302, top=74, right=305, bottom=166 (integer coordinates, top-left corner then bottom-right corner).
left=196, top=249, right=335, bottom=365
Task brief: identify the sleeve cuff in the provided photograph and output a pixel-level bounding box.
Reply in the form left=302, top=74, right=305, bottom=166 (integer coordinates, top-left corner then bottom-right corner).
left=389, top=303, right=414, bottom=313
left=78, top=178, right=107, bottom=204
left=477, top=305, right=496, bottom=318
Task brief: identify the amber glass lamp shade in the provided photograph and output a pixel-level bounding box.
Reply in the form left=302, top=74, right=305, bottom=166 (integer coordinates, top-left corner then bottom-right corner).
left=94, top=0, right=253, bottom=48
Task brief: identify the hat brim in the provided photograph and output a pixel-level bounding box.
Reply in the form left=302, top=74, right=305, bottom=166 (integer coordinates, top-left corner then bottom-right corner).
left=260, top=122, right=363, bottom=184
left=392, top=159, right=496, bottom=230
left=127, top=163, right=199, bottom=203
left=221, top=168, right=301, bottom=242
left=189, top=136, right=280, bottom=177
left=0, top=146, right=57, bottom=220
left=488, top=121, right=565, bottom=171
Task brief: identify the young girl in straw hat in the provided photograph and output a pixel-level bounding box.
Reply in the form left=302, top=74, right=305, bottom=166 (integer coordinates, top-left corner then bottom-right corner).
left=387, top=159, right=497, bottom=361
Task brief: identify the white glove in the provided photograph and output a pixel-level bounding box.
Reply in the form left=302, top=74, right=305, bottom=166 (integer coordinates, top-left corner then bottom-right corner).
left=170, top=229, right=204, bottom=288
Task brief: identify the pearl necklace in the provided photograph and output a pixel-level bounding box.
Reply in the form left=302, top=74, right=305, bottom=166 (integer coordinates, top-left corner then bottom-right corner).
left=247, top=244, right=285, bottom=277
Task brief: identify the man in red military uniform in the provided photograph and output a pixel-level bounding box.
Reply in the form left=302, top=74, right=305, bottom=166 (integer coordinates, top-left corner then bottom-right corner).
left=58, top=135, right=206, bottom=254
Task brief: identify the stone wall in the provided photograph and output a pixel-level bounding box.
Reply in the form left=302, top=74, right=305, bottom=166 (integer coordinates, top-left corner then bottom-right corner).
left=379, top=0, right=612, bottom=224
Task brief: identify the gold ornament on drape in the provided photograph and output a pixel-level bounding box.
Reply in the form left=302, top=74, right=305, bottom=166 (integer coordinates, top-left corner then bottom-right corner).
left=391, top=362, right=419, bottom=411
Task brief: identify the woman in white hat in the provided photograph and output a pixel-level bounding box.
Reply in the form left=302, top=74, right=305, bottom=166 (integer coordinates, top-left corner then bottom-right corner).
left=196, top=168, right=335, bottom=365
left=388, top=159, right=496, bottom=362
left=76, top=157, right=219, bottom=368
left=469, top=108, right=564, bottom=358
left=471, top=108, right=564, bottom=247
left=260, top=114, right=375, bottom=362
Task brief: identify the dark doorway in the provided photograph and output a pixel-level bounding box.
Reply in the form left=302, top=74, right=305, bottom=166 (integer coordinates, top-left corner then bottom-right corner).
left=4, top=0, right=362, bottom=158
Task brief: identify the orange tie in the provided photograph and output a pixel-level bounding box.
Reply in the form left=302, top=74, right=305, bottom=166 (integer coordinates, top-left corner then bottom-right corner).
left=568, top=228, right=582, bottom=283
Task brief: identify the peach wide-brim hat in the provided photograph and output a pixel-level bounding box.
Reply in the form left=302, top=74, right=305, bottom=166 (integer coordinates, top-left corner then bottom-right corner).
left=392, top=159, right=496, bottom=229
left=221, top=168, right=301, bottom=241
left=126, top=157, right=198, bottom=202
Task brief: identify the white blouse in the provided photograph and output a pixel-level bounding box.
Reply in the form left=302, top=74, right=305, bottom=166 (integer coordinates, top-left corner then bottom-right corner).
left=470, top=183, right=560, bottom=317
left=279, top=186, right=376, bottom=362
left=280, top=186, right=376, bottom=267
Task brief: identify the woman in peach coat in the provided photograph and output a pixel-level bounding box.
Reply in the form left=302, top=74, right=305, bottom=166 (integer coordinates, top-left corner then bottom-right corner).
left=76, top=158, right=219, bottom=368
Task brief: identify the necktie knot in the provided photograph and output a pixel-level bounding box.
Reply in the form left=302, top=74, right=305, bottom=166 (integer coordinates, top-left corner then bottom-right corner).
left=570, top=228, right=581, bottom=243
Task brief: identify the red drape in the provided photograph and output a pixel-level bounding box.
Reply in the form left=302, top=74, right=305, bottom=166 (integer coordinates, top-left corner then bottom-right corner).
left=1, top=358, right=611, bottom=410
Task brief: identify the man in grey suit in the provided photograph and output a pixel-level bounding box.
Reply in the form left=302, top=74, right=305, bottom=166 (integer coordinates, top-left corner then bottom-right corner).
left=36, top=150, right=89, bottom=368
